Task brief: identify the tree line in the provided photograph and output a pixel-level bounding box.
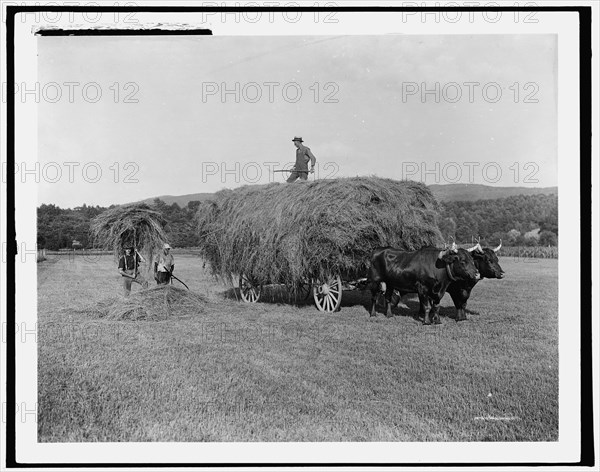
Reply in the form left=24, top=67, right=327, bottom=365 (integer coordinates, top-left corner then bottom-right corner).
left=37, top=193, right=558, bottom=250
left=37, top=199, right=203, bottom=250
left=439, top=193, right=558, bottom=247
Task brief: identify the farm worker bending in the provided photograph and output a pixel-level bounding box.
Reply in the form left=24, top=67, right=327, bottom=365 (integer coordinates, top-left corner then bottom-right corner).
left=118, top=246, right=148, bottom=297
left=287, top=136, right=316, bottom=183
left=154, top=243, right=175, bottom=285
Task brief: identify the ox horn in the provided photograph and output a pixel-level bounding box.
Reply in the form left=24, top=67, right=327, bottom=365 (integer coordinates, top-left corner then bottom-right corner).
left=466, top=243, right=482, bottom=253
left=493, top=239, right=502, bottom=253
left=439, top=243, right=458, bottom=259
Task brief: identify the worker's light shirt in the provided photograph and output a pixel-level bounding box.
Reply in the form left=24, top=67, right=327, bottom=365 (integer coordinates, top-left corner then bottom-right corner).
left=156, top=252, right=174, bottom=272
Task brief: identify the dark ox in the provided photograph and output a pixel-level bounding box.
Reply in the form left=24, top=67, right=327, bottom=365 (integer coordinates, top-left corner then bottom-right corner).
left=447, top=241, right=505, bottom=321
left=369, top=245, right=480, bottom=324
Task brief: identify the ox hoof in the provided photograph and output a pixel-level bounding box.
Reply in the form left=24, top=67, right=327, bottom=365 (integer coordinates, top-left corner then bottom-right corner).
left=456, top=316, right=467, bottom=322
left=433, top=318, right=442, bottom=325
left=422, top=320, right=432, bottom=326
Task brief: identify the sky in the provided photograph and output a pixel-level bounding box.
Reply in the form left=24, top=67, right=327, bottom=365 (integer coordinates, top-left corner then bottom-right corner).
left=37, top=34, right=557, bottom=208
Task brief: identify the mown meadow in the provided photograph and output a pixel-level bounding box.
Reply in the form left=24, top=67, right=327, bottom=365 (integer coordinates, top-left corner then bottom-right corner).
left=38, top=253, right=558, bottom=442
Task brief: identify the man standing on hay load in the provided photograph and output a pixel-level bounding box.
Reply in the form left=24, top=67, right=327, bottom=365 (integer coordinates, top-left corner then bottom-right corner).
left=287, top=136, right=316, bottom=183
left=118, top=246, right=148, bottom=297
left=154, top=243, right=175, bottom=285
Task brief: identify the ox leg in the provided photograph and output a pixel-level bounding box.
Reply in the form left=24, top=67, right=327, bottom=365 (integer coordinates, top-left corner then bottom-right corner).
left=456, top=303, right=467, bottom=322
left=448, top=288, right=468, bottom=321
left=430, top=303, right=442, bottom=324
left=417, top=284, right=432, bottom=325
left=384, top=285, right=394, bottom=318
left=391, top=291, right=409, bottom=311
left=430, top=288, right=447, bottom=324
left=369, top=282, right=379, bottom=317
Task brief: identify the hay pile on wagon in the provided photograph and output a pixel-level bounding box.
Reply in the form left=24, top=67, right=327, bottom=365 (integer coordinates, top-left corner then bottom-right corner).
left=196, top=177, right=443, bottom=291
left=89, top=203, right=169, bottom=266
left=80, top=286, right=207, bottom=321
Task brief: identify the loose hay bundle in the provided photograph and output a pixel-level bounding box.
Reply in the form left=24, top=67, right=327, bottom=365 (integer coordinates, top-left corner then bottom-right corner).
left=90, top=203, right=169, bottom=265
left=82, top=286, right=207, bottom=321
left=196, top=177, right=444, bottom=290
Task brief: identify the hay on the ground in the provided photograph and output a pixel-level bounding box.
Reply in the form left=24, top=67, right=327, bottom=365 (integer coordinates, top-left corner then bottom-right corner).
left=196, top=177, right=443, bottom=290
left=81, top=286, right=207, bottom=321
left=90, top=203, right=169, bottom=264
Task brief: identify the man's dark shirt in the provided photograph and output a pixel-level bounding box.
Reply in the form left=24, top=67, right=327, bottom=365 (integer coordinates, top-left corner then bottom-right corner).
left=295, top=145, right=317, bottom=170
left=118, top=253, right=141, bottom=271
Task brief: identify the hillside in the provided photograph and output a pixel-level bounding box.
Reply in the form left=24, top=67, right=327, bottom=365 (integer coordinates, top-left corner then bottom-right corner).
left=137, top=193, right=214, bottom=207
left=38, top=185, right=558, bottom=250
left=137, top=184, right=558, bottom=207
left=428, top=184, right=557, bottom=202
left=440, top=193, right=558, bottom=245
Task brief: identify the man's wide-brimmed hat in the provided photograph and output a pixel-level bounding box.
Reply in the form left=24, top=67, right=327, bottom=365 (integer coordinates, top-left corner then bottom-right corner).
left=163, top=243, right=172, bottom=249
left=292, top=136, right=303, bottom=142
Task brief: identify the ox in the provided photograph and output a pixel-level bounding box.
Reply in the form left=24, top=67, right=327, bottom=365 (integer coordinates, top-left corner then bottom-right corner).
left=447, top=241, right=504, bottom=321
left=369, top=245, right=480, bottom=324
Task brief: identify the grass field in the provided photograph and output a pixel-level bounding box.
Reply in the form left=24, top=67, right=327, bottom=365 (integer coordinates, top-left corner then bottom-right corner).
left=38, top=253, right=558, bottom=442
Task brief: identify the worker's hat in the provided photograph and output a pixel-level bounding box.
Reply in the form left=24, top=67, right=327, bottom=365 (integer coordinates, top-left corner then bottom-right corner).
left=163, top=243, right=172, bottom=249
left=292, top=136, right=303, bottom=142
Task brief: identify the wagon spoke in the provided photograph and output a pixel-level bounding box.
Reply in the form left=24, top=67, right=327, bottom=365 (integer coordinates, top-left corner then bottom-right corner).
left=329, top=277, right=340, bottom=290
left=313, top=274, right=342, bottom=312
left=239, top=274, right=261, bottom=303
left=328, top=294, right=338, bottom=310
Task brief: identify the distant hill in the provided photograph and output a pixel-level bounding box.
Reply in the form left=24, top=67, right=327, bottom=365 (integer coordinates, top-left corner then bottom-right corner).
left=137, top=184, right=558, bottom=207
left=428, top=184, right=557, bottom=202
left=39, top=184, right=558, bottom=250
left=137, top=193, right=214, bottom=207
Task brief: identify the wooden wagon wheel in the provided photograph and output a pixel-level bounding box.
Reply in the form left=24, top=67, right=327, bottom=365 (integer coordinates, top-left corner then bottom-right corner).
left=313, top=274, right=342, bottom=312
left=239, top=274, right=261, bottom=303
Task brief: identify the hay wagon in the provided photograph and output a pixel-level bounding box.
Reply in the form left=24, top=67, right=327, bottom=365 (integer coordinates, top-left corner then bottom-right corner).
left=238, top=269, right=369, bottom=312
left=196, top=177, right=443, bottom=313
